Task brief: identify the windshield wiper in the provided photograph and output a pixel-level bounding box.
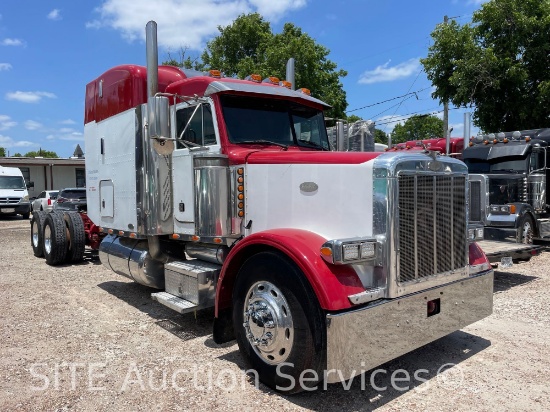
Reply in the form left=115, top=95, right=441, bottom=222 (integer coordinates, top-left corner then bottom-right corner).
left=238, top=140, right=288, bottom=150
left=297, top=139, right=329, bottom=151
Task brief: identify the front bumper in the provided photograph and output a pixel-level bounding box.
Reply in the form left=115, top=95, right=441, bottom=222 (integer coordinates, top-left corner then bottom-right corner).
left=0, top=203, right=31, bottom=214
left=325, top=270, right=493, bottom=383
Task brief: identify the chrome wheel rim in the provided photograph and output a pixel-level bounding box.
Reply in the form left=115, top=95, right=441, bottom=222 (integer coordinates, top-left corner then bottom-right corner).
left=243, top=281, right=294, bottom=365
left=32, top=221, right=39, bottom=247
left=44, top=225, right=52, bottom=254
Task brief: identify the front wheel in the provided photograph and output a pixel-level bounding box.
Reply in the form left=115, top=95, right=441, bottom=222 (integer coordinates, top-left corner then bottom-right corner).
left=517, top=214, right=535, bottom=244
left=233, top=251, right=326, bottom=394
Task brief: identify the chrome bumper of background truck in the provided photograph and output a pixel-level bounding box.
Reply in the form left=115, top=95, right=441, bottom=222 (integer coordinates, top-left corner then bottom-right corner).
left=325, top=270, right=494, bottom=383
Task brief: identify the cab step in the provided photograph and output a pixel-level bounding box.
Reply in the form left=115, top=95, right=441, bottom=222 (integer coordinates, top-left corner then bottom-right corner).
left=151, top=291, right=198, bottom=314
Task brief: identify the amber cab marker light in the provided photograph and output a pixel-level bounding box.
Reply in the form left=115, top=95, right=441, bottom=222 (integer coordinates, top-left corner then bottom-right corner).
left=191, top=235, right=200, bottom=242
left=280, top=80, right=292, bottom=89
left=246, top=74, right=262, bottom=83
left=171, top=234, right=180, bottom=240
left=237, top=168, right=244, bottom=175
left=129, top=233, right=137, bottom=239
left=108, top=229, right=113, bottom=234
left=213, top=238, right=222, bottom=244
left=208, top=69, right=222, bottom=78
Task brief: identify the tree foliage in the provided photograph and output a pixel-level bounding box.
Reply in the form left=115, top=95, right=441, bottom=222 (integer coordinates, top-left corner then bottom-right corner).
left=374, top=128, right=388, bottom=144
left=421, top=0, right=550, bottom=132
left=0, top=147, right=5, bottom=157
left=199, top=13, right=348, bottom=118
left=162, top=47, right=202, bottom=70
left=391, top=115, right=444, bottom=143
left=22, top=150, right=59, bottom=158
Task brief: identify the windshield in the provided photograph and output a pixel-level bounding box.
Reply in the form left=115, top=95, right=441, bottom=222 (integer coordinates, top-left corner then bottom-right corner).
left=0, top=176, right=25, bottom=190
left=464, top=157, right=529, bottom=173
left=220, top=95, right=330, bottom=150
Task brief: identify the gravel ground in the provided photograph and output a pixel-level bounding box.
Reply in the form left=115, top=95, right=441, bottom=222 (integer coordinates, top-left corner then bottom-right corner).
left=1, top=215, right=549, bottom=412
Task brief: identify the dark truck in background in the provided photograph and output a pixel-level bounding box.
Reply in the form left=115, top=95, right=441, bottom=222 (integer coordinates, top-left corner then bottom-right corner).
left=464, top=129, right=550, bottom=244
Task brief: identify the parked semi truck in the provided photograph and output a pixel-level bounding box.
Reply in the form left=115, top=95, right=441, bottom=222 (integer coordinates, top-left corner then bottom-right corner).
left=29, top=22, right=494, bottom=392
left=464, top=129, right=550, bottom=244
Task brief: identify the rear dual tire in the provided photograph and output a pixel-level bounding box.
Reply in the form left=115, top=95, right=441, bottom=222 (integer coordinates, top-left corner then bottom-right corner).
left=31, top=211, right=47, bottom=257
left=40, top=211, right=86, bottom=265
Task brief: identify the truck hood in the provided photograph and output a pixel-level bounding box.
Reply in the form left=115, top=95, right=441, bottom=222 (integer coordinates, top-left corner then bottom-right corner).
left=226, top=147, right=382, bottom=165
left=0, top=188, right=26, bottom=197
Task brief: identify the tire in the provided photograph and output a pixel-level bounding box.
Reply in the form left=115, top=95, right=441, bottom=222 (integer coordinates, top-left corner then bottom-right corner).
left=31, top=211, right=47, bottom=257
left=517, top=214, right=535, bottom=244
left=43, top=212, right=68, bottom=265
left=63, top=212, right=86, bottom=262
left=233, top=251, right=326, bottom=394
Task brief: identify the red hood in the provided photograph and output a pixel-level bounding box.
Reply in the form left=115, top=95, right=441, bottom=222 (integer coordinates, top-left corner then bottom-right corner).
left=225, top=146, right=382, bottom=165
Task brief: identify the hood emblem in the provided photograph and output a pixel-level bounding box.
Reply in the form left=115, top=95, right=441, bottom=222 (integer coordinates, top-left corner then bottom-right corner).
left=300, top=182, right=318, bottom=193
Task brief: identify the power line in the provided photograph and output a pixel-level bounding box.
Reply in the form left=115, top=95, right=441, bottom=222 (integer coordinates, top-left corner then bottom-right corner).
left=381, top=69, right=424, bottom=133
left=374, top=106, right=462, bottom=127
left=346, top=86, right=431, bottom=113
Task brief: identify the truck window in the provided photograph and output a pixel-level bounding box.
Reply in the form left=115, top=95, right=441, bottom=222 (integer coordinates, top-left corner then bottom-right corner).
left=175, top=103, right=216, bottom=149
left=530, top=150, right=546, bottom=172
left=220, top=95, right=330, bottom=150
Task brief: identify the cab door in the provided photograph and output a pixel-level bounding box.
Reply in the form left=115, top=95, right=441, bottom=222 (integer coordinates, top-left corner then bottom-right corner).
left=171, top=100, right=221, bottom=234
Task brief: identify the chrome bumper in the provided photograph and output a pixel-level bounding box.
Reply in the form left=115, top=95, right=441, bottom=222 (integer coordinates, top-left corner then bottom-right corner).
left=325, top=270, right=493, bottom=383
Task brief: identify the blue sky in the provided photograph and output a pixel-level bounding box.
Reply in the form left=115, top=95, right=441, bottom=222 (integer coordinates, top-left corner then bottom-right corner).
left=0, top=0, right=486, bottom=158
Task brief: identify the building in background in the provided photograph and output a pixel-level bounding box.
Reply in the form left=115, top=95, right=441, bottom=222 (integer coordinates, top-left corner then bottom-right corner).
left=0, top=157, right=85, bottom=197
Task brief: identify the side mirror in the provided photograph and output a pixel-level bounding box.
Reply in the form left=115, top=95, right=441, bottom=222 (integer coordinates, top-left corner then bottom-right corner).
left=26, top=181, right=34, bottom=189
left=148, top=96, right=174, bottom=155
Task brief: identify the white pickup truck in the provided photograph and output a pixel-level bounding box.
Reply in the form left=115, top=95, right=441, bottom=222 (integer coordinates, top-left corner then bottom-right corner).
left=0, top=166, right=32, bottom=219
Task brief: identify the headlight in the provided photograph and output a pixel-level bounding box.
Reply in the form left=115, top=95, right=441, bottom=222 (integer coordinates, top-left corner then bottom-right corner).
left=500, top=205, right=510, bottom=213
left=468, top=225, right=484, bottom=242
left=23, top=195, right=29, bottom=201
left=321, top=238, right=378, bottom=265
left=490, top=205, right=500, bottom=213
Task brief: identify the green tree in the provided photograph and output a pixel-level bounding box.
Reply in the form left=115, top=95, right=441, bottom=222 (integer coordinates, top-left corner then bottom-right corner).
left=421, top=0, right=550, bottom=132
left=200, top=13, right=348, bottom=118
left=13, top=152, right=22, bottom=157
left=0, top=147, right=5, bottom=157
left=391, top=115, right=444, bottom=143
left=162, top=47, right=202, bottom=70
left=23, top=150, right=59, bottom=158
left=374, top=128, right=388, bottom=144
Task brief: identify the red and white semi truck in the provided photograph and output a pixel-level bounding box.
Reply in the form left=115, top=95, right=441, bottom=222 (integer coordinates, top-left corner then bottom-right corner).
left=30, top=22, right=493, bottom=392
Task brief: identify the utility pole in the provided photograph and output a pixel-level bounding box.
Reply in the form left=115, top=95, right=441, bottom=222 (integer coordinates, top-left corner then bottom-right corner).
left=443, top=15, right=449, bottom=140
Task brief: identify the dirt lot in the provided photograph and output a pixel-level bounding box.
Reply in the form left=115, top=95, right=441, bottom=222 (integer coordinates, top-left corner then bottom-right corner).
left=1, top=215, right=549, bottom=411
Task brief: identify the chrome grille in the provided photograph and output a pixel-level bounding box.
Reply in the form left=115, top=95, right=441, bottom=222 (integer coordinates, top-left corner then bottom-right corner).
left=469, top=181, right=482, bottom=222
left=0, top=197, right=21, bottom=205
left=398, top=174, right=467, bottom=284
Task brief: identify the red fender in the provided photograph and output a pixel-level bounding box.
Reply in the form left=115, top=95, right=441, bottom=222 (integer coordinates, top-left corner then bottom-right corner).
left=215, top=229, right=365, bottom=316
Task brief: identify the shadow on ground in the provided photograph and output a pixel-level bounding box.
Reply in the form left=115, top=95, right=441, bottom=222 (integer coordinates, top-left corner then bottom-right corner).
left=493, top=269, right=538, bottom=293
left=216, top=330, right=491, bottom=411
left=98, top=280, right=213, bottom=342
